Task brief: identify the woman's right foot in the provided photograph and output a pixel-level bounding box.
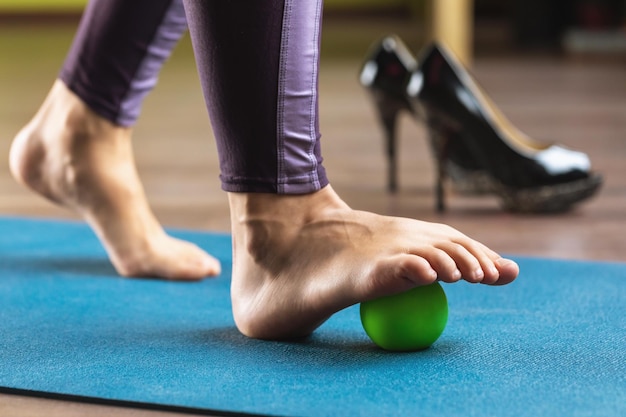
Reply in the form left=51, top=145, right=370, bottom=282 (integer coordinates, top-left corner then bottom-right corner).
left=229, top=186, right=519, bottom=340
left=9, top=80, right=221, bottom=280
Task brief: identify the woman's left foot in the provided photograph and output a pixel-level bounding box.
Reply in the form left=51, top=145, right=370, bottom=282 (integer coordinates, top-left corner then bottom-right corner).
left=9, top=81, right=221, bottom=280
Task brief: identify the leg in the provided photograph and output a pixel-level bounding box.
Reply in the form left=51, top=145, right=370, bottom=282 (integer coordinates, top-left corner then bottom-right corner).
left=10, top=0, right=220, bottom=279
left=183, top=0, right=519, bottom=339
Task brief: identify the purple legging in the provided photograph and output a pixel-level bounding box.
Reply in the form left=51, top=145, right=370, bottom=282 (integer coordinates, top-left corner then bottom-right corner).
left=60, top=0, right=328, bottom=194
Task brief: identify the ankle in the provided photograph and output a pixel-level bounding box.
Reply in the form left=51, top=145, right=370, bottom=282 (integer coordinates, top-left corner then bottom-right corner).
left=32, top=80, right=126, bottom=145
left=55, top=81, right=128, bottom=144
left=228, top=186, right=348, bottom=226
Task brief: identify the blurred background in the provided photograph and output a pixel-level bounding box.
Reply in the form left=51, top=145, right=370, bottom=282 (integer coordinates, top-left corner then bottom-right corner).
left=2, top=0, right=626, bottom=57
left=1, top=0, right=625, bottom=262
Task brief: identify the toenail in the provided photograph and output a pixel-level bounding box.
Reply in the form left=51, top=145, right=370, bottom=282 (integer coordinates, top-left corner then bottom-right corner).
left=496, top=258, right=515, bottom=267
left=474, top=268, right=484, bottom=280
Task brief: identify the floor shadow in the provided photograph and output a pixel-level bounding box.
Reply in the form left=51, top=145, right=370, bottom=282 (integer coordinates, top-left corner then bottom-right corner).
left=3, top=255, right=118, bottom=278
left=181, top=327, right=463, bottom=367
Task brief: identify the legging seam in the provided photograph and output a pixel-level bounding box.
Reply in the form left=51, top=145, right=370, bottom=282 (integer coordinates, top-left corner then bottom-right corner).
left=276, top=0, right=291, bottom=194
left=307, top=0, right=322, bottom=189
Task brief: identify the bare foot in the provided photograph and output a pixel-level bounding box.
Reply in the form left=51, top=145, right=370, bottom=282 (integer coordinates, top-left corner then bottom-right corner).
left=229, top=186, right=518, bottom=339
left=9, top=80, right=220, bottom=280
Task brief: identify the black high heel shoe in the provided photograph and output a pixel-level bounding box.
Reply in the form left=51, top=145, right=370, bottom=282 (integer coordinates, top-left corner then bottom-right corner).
left=411, top=42, right=602, bottom=212
left=360, top=36, right=603, bottom=213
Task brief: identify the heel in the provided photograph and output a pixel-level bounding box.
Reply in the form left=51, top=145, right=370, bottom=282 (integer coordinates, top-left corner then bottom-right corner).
left=372, top=96, right=404, bottom=193
left=360, top=35, right=417, bottom=194
left=426, top=119, right=451, bottom=212
left=433, top=134, right=447, bottom=213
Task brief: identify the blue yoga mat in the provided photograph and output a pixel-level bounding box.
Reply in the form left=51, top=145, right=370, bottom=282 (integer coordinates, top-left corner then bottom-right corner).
left=0, top=217, right=624, bottom=417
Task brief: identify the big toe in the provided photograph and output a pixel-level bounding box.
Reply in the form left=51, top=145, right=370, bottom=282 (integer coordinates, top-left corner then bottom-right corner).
left=361, top=254, right=438, bottom=300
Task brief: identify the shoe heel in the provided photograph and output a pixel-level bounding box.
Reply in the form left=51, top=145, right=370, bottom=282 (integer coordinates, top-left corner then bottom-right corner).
left=426, top=119, right=453, bottom=212
left=429, top=128, right=448, bottom=213
left=372, top=96, right=405, bottom=193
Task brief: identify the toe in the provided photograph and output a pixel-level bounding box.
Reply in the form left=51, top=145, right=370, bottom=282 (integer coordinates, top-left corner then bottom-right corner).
left=362, top=254, right=437, bottom=300
left=420, top=248, right=462, bottom=283
left=438, top=242, right=484, bottom=283
left=492, top=258, right=519, bottom=285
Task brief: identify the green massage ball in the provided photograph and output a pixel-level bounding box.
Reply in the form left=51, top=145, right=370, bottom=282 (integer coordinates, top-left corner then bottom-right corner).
left=360, top=282, right=448, bottom=351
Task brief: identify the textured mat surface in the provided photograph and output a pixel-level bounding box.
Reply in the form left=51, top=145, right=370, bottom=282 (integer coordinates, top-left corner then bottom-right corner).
left=0, top=217, right=624, bottom=417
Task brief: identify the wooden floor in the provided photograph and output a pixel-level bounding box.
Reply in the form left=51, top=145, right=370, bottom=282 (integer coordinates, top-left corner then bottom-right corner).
left=1, top=19, right=625, bottom=417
